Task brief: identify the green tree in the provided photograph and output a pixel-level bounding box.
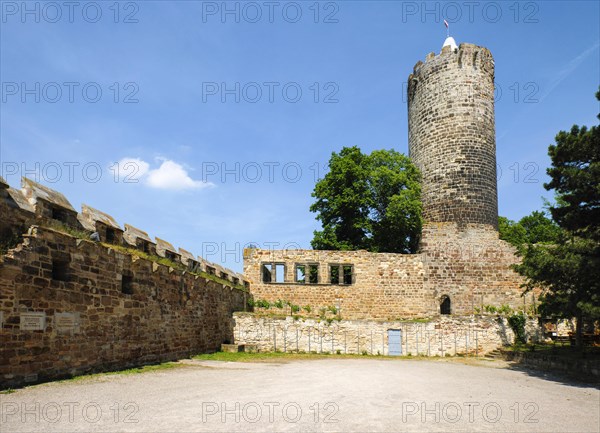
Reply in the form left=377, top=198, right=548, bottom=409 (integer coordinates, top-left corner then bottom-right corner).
left=519, top=211, right=563, bottom=244
left=310, top=147, right=371, bottom=251
left=514, top=88, right=600, bottom=347
left=498, top=216, right=527, bottom=247
left=545, top=93, right=600, bottom=241
left=310, top=147, right=422, bottom=253
left=499, top=211, right=562, bottom=249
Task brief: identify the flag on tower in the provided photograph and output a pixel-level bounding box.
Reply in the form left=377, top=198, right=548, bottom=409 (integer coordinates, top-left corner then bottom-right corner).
left=444, top=19, right=449, bottom=28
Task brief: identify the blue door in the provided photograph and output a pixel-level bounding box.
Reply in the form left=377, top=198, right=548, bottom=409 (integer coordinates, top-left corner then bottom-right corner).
left=388, top=329, right=402, bottom=356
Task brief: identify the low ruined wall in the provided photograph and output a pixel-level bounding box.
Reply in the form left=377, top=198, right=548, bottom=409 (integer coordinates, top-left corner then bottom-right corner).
left=244, top=249, right=430, bottom=320
left=0, top=227, right=248, bottom=389
left=234, top=313, right=541, bottom=356
left=243, top=226, right=534, bottom=320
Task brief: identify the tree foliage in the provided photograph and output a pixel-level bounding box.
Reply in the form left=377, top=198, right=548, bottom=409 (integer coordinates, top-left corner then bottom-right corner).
left=499, top=211, right=562, bottom=250
left=513, top=88, right=600, bottom=346
left=310, top=147, right=422, bottom=253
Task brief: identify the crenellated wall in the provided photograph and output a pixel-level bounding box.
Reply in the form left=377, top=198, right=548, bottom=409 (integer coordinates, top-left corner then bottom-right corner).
left=0, top=226, right=249, bottom=389
left=0, top=177, right=250, bottom=389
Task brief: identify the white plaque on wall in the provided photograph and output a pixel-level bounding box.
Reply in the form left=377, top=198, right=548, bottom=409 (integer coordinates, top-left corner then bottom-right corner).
left=54, top=312, right=81, bottom=334
left=20, top=312, right=46, bottom=331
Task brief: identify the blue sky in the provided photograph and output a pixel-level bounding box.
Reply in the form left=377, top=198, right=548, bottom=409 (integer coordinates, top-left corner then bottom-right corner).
left=1, top=1, right=599, bottom=272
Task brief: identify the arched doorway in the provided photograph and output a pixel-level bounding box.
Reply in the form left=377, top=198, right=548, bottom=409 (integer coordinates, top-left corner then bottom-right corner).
left=440, top=295, right=451, bottom=315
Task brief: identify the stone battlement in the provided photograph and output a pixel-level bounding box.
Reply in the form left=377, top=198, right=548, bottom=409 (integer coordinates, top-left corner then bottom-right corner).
left=0, top=177, right=247, bottom=287
left=411, top=43, right=493, bottom=75
left=0, top=178, right=250, bottom=389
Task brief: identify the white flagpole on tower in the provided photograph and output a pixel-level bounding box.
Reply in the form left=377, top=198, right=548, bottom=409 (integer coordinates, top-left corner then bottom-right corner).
left=444, top=19, right=449, bottom=38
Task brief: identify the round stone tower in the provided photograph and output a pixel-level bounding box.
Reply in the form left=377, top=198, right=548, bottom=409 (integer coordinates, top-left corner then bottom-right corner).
left=408, top=40, right=498, bottom=228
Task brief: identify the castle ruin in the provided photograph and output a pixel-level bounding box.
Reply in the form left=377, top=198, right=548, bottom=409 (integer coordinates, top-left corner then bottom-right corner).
left=1, top=39, right=538, bottom=388
left=244, top=40, right=531, bottom=319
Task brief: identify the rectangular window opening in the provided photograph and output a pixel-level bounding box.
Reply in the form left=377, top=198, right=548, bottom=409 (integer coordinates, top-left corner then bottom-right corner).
left=137, top=240, right=150, bottom=254
left=329, top=265, right=340, bottom=284
left=51, top=206, right=68, bottom=223
left=220, top=271, right=229, bottom=280
left=165, top=251, right=178, bottom=261
left=275, top=264, right=285, bottom=283
left=105, top=228, right=116, bottom=244
left=343, top=265, right=354, bottom=285
left=262, top=263, right=272, bottom=283
left=121, top=275, right=134, bottom=295
left=308, top=264, right=319, bottom=284
left=206, top=266, right=216, bottom=275
left=52, top=259, right=70, bottom=282
left=295, top=265, right=305, bottom=284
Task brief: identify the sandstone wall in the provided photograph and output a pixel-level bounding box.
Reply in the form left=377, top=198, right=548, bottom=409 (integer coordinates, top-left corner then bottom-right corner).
left=244, top=237, right=532, bottom=320
left=0, top=226, right=248, bottom=389
left=244, top=249, right=429, bottom=320
left=234, top=313, right=541, bottom=356
left=420, top=222, right=533, bottom=315
left=408, top=43, right=498, bottom=227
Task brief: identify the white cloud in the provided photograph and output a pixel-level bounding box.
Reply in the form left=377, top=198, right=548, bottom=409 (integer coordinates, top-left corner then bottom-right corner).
left=147, top=160, right=213, bottom=190
left=116, top=157, right=212, bottom=191
left=117, top=157, right=150, bottom=181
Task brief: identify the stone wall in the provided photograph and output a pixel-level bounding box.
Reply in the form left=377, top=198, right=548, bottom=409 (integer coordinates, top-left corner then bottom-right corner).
left=408, top=42, right=498, bottom=228
left=0, top=226, right=248, bottom=389
left=0, top=177, right=251, bottom=389
left=243, top=230, right=533, bottom=319
left=234, top=313, right=541, bottom=356
left=0, top=177, right=36, bottom=248
left=500, top=350, right=600, bottom=380
left=420, top=222, right=532, bottom=315
left=243, top=249, right=429, bottom=320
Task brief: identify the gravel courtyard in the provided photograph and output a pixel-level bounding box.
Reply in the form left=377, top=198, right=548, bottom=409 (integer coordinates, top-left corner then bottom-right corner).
left=1, top=358, right=598, bottom=432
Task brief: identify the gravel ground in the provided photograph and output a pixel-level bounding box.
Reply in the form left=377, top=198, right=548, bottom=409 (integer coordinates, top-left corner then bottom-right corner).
left=1, top=358, right=598, bottom=433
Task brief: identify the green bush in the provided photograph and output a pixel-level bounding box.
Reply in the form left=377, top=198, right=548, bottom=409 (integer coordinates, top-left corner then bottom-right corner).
left=508, top=312, right=527, bottom=344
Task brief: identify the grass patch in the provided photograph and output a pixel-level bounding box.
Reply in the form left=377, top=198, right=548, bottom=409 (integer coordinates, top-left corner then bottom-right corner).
left=0, top=388, right=16, bottom=394
left=47, top=220, right=91, bottom=240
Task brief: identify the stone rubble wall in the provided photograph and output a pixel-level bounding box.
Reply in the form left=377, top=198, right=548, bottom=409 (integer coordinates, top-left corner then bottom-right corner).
left=0, top=176, right=247, bottom=285
left=234, top=313, right=541, bottom=356
left=408, top=42, right=498, bottom=227
left=244, top=225, right=533, bottom=320
left=0, top=226, right=248, bottom=389
left=244, top=249, right=430, bottom=320
left=420, top=222, right=533, bottom=315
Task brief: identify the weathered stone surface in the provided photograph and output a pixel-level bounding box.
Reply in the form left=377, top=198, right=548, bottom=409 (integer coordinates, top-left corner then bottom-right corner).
left=123, top=223, right=153, bottom=244
left=234, top=313, right=541, bottom=356
left=21, top=178, right=76, bottom=213
left=243, top=239, right=531, bottom=320
left=155, top=237, right=180, bottom=262
left=408, top=43, right=497, bottom=227
left=0, top=226, right=248, bottom=389
left=79, top=204, right=121, bottom=231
